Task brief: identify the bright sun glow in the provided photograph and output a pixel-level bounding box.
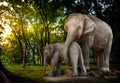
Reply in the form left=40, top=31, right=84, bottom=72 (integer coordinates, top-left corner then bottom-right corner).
left=1, top=25, right=11, bottom=38
left=0, top=20, right=11, bottom=45
left=0, top=1, right=11, bottom=38
left=0, top=1, right=11, bottom=45
left=0, top=17, right=12, bottom=39
left=0, top=1, right=8, bottom=6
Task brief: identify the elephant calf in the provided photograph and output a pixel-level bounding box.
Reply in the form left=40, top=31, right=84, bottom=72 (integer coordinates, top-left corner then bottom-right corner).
left=44, top=42, right=87, bottom=77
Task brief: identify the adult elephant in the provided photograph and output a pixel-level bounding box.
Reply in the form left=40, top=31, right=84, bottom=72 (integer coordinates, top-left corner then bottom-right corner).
left=63, top=13, right=113, bottom=71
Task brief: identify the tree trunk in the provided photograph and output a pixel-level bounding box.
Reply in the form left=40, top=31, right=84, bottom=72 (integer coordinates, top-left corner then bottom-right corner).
left=38, top=49, right=41, bottom=65
left=0, top=61, right=34, bottom=83
left=22, top=47, right=27, bottom=68
left=47, top=29, right=50, bottom=44
left=0, top=61, right=10, bottom=83
left=40, top=48, right=44, bottom=65
left=32, top=48, right=36, bottom=65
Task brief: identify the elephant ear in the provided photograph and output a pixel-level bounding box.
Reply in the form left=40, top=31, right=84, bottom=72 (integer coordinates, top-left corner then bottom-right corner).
left=83, top=15, right=96, bottom=34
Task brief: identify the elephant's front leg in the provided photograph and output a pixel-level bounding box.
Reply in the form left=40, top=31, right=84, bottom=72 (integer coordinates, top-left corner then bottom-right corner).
left=48, top=51, right=59, bottom=76
left=48, top=59, right=56, bottom=76
left=56, top=60, right=62, bottom=76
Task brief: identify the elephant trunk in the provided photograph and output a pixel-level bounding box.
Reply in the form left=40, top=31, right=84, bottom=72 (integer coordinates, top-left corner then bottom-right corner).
left=63, top=26, right=78, bottom=65
left=44, top=56, right=47, bottom=74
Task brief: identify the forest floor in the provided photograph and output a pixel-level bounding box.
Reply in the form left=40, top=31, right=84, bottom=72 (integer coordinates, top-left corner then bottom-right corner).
left=4, top=64, right=120, bottom=83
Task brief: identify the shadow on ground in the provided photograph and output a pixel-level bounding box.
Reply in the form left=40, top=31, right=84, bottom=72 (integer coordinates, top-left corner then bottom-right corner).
left=43, top=69, right=120, bottom=83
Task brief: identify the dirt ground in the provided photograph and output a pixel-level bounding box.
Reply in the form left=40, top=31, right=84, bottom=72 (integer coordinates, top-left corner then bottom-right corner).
left=43, top=69, right=120, bottom=83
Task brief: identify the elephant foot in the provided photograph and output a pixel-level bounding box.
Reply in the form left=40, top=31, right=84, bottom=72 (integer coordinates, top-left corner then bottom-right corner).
left=80, top=72, right=87, bottom=76
left=72, top=73, right=78, bottom=77
left=85, top=66, right=90, bottom=70
left=48, top=73, right=54, bottom=77
left=57, top=72, right=62, bottom=76
left=99, top=67, right=109, bottom=71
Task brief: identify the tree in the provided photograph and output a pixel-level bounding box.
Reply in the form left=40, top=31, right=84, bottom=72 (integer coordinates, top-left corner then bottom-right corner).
left=0, top=0, right=120, bottom=82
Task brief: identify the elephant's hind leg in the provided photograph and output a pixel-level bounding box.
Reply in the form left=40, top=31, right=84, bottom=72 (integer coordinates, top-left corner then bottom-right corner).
left=97, top=32, right=113, bottom=71
left=69, top=50, right=79, bottom=77
left=81, top=43, right=90, bottom=70
left=97, top=48, right=110, bottom=71
left=101, top=38, right=112, bottom=71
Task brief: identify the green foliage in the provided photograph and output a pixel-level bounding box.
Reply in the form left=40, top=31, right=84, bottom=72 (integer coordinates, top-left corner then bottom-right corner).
left=0, top=0, right=65, bottom=66
left=0, top=1, right=120, bottom=83
left=0, top=0, right=120, bottom=66
left=0, top=55, right=9, bottom=64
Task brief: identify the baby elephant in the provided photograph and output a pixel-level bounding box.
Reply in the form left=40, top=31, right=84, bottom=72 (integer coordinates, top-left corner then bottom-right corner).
left=44, top=42, right=87, bottom=77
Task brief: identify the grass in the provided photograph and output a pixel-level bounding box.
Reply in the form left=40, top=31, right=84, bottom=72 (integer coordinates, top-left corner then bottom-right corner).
left=4, top=64, right=70, bottom=82
left=4, top=64, right=49, bottom=82
left=4, top=64, right=95, bottom=79
left=3, top=64, right=96, bottom=82
left=4, top=64, right=120, bottom=83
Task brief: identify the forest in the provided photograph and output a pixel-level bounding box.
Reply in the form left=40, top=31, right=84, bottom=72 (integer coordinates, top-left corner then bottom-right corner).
left=0, top=0, right=120, bottom=83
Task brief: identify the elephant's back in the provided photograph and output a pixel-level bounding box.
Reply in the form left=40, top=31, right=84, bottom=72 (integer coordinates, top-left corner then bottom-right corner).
left=88, top=15, right=112, bottom=33
left=55, top=43, right=64, bottom=50
left=88, top=15, right=113, bottom=39
left=66, top=13, right=84, bottom=22
left=65, top=13, right=84, bottom=27
left=70, top=42, right=81, bottom=53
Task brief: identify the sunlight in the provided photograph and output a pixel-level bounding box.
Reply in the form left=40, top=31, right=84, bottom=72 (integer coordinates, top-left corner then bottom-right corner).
left=0, top=1, right=8, bottom=6
left=0, top=23, right=11, bottom=45
left=1, top=24, right=11, bottom=39
left=0, top=18, right=12, bottom=39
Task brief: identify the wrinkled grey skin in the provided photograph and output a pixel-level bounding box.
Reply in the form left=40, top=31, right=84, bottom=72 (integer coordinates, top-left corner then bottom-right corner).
left=44, top=42, right=87, bottom=77
left=63, top=13, right=113, bottom=71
